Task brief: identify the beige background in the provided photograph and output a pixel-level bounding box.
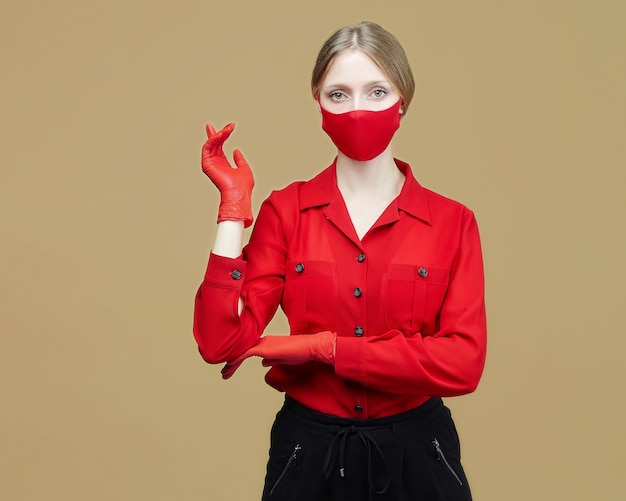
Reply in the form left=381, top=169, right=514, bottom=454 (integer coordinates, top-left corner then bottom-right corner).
left=2, top=0, right=625, bottom=499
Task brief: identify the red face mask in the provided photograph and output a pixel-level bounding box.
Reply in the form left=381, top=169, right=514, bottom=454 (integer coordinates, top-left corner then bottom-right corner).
left=320, top=98, right=403, bottom=161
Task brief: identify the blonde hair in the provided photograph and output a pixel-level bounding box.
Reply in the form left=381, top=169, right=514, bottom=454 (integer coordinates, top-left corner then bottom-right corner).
left=311, top=22, right=415, bottom=114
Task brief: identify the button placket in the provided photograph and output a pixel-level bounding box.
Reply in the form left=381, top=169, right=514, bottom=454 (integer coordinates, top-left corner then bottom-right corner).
left=352, top=248, right=366, bottom=336
left=351, top=248, right=368, bottom=416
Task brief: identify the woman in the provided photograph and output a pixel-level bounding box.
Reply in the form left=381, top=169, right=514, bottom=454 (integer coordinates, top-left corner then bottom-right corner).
left=194, top=21, right=486, bottom=500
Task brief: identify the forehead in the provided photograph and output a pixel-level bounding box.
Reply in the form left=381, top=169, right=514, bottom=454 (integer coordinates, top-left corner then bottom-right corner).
left=322, top=49, right=389, bottom=87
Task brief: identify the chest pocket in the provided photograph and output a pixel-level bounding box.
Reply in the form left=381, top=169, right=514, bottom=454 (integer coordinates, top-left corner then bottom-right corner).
left=383, top=264, right=450, bottom=336
left=282, top=260, right=337, bottom=333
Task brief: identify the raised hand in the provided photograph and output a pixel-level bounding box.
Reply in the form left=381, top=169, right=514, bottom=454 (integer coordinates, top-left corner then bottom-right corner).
left=201, top=123, right=255, bottom=227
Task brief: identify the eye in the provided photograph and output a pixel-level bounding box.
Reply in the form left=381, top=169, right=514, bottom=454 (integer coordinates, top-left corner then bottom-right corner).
left=328, top=91, right=346, bottom=101
left=371, top=88, right=387, bottom=98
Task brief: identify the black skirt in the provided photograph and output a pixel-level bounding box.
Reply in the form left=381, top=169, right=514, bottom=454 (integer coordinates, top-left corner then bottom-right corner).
left=262, top=396, right=473, bottom=500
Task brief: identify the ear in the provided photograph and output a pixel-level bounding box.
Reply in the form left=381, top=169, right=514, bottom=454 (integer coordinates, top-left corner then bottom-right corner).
left=399, top=100, right=405, bottom=116
left=314, top=92, right=322, bottom=115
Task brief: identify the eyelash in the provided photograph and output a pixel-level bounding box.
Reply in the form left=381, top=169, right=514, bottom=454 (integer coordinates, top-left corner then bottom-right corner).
left=328, top=88, right=388, bottom=101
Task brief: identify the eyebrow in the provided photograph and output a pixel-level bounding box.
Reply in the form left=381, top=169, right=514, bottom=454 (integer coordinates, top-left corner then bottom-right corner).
left=321, top=80, right=391, bottom=89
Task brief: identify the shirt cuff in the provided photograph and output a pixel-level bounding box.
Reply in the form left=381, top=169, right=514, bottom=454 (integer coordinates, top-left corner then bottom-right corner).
left=334, top=336, right=368, bottom=384
left=203, top=252, right=248, bottom=287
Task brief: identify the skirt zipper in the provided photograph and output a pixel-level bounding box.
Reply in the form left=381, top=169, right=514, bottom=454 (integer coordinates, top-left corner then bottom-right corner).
left=432, top=438, right=463, bottom=486
left=269, top=443, right=301, bottom=496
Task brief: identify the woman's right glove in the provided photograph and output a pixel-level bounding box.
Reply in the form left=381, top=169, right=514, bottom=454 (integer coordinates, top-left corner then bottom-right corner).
left=201, top=123, right=255, bottom=227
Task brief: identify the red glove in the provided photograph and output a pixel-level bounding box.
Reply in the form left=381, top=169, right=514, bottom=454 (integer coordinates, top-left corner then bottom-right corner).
left=201, top=122, right=255, bottom=227
left=221, top=331, right=337, bottom=380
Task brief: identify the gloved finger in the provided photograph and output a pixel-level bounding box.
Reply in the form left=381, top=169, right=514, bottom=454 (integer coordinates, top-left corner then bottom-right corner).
left=221, top=358, right=244, bottom=380
left=220, top=344, right=262, bottom=379
left=206, top=122, right=234, bottom=140
left=206, top=122, right=235, bottom=153
left=232, top=149, right=250, bottom=171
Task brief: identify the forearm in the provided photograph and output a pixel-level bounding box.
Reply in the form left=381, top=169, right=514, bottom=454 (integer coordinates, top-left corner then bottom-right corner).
left=194, top=195, right=289, bottom=363
left=210, top=220, right=245, bottom=315
left=334, top=326, right=486, bottom=397
left=212, top=220, right=245, bottom=258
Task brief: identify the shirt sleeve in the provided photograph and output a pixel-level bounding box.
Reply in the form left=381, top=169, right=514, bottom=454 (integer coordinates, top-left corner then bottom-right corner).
left=334, top=209, right=487, bottom=397
left=193, top=193, right=288, bottom=364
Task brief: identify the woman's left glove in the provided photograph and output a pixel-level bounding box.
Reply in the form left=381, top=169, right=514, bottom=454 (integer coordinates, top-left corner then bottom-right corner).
left=221, top=331, right=337, bottom=380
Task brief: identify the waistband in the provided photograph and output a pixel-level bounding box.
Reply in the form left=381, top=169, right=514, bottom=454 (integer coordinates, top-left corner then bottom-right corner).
left=283, top=395, right=443, bottom=434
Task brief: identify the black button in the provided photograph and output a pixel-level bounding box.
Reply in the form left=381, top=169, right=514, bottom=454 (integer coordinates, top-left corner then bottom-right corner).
left=231, top=269, right=242, bottom=280
left=418, top=267, right=428, bottom=278
left=357, top=253, right=366, bottom=263
left=353, top=288, right=363, bottom=298
left=354, top=404, right=363, bottom=413
left=354, top=326, right=364, bottom=337
left=295, top=263, right=305, bottom=273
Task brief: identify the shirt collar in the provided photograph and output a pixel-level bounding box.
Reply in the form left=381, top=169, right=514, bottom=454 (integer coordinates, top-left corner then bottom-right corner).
left=299, top=158, right=432, bottom=225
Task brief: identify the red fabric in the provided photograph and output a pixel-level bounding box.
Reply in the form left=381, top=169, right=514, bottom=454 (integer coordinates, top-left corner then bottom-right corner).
left=320, top=98, right=402, bottom=161
left=193, top=159, right=487, bottom=418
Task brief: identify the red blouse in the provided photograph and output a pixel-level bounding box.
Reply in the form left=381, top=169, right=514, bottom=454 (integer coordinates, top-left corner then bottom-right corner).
left=193, top=159, right=487, bottom=418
